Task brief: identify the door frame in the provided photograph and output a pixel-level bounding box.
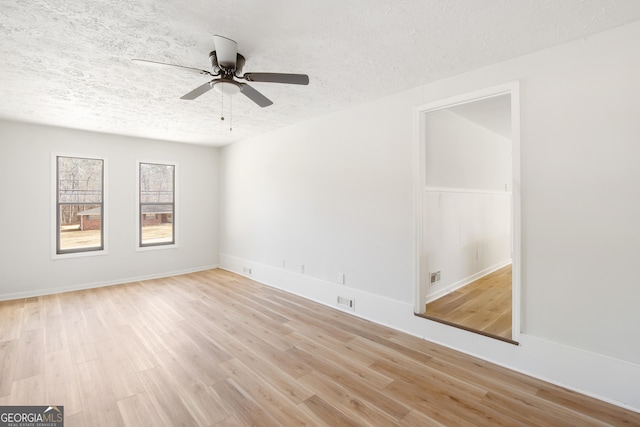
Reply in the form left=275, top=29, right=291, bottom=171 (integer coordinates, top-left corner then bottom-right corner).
left=413, top=81, right=521, bottom=341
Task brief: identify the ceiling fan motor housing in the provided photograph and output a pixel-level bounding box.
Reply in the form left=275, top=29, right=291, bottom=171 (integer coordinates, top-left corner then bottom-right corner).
left=209, top=51, right=245, bottom=75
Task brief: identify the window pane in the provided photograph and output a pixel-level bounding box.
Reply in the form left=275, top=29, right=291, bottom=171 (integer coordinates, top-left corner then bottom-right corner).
left=57, top=156, right=104, bottom=254
left=141, top=204, right=173, bottom=244
left=140, top=163, right=174, bottom=203
left=139, top=162, right=175, bottom=247
left=59, top=203, right=103, bottom=251
left=58, top=157, right=103, bottom=203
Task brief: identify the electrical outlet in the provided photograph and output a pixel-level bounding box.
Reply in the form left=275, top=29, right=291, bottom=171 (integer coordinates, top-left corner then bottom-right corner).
left=338, top=272, right=345, bottom=284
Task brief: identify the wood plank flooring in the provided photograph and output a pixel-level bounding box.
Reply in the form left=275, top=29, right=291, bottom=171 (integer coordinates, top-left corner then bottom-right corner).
left=425, top=265, right=512, bottom=341
left=1, top=268, right=638, bottom=426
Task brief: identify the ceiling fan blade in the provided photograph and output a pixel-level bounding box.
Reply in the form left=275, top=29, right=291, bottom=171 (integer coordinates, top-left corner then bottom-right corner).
left=240, top=83, right=273, bottom=107
left=132, top=59, right=212, bottom=76
left=243, top=73, right=309, bottom=85
left=213, top=35, right=238, bottom=69
left=180, top=82, right=213, bottom=100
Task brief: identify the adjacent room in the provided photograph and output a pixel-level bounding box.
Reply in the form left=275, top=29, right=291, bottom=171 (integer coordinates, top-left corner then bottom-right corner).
left=418, top=93, right=515, bottom=342
left=1, top=1, right=640, bottom=425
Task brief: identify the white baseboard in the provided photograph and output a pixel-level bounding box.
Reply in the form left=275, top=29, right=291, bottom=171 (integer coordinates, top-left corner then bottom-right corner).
left=219, top=253, right=640, bottom=413
left=425, top=259, right=512, bottom=304
left=0, top=264, right=218, bottom=301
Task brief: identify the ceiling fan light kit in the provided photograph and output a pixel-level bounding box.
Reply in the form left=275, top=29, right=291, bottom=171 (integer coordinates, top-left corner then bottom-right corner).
left=133, top=35, right=309, bottom=108
left=212, top=80, right=243, bottom=96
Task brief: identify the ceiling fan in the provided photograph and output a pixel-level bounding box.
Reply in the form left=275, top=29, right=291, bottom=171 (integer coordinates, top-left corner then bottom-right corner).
left=132, top=35, right=309, bottom=107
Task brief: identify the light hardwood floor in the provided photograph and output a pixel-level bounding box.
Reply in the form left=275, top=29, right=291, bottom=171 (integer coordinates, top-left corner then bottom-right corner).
left=1, top=269, right=638, bottom=426
left=425, top=265, right=512, bottom=341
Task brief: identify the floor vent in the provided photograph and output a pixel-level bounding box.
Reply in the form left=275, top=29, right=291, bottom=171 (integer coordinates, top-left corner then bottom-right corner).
left=430, top=271, right=441, bottom=286
left=337, top=296, right=355, bottom=310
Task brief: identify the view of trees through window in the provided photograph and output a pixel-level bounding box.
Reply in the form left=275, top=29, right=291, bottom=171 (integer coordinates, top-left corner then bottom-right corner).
left=139, top=162, right=175, bottom=246
left=57, top=156, right=104, bottom=253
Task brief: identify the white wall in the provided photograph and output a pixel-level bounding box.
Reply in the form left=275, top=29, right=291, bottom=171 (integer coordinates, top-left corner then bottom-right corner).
left=423, top=191, right=512, bottom=302
left=219, top=95, right=416, bottom=302
left=0, top=120, right=219, bottom=299
left=219, top=20, right=640, bottom=410
left=424, top=109, right=511, bottom=191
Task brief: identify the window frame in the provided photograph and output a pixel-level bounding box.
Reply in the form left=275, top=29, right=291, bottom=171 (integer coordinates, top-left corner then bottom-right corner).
left=136, top=160, right=178, bottom=250
left=51, top=153, right=108, bottom=259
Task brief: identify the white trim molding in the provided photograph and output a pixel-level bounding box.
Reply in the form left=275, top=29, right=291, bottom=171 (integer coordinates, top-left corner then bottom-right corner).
left=0, top=264, right=218, bottom=301
left=425, top=186, right=512, bottom=195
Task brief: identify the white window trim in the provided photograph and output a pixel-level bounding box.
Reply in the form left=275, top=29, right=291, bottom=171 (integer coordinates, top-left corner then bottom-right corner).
left=136, top=159, right=179, bottom=251
left=51, top=152, right=109, bottom=260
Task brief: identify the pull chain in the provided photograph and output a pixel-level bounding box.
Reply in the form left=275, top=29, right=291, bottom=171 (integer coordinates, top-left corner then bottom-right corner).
left=220, top=90, right=224, bottom=122
left=219, top=91, right=232, bottom=132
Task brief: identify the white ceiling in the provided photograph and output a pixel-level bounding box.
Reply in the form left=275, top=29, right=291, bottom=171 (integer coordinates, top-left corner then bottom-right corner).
left=1, top=1, right=640, bottom=147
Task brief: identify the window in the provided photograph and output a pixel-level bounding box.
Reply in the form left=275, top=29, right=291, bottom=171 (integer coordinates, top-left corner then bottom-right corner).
left=139, top=162, right=175, bottom=247
left=56, top=155, right=104, bottom=254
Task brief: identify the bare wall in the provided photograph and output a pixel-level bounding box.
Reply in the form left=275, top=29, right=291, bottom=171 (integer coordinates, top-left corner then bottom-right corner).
left=0, top=121, right=219, bottom=298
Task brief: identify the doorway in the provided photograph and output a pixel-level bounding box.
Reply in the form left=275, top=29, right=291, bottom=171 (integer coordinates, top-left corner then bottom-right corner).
left=414, top=83, right=521, bottom=343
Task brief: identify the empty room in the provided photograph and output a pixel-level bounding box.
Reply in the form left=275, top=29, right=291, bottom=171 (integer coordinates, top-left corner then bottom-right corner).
left=1, top=1, right=640, bottom=426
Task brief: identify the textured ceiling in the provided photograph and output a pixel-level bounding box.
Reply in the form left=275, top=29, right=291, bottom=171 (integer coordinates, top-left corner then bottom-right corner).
left=1, top=1, right=640, bottom=146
